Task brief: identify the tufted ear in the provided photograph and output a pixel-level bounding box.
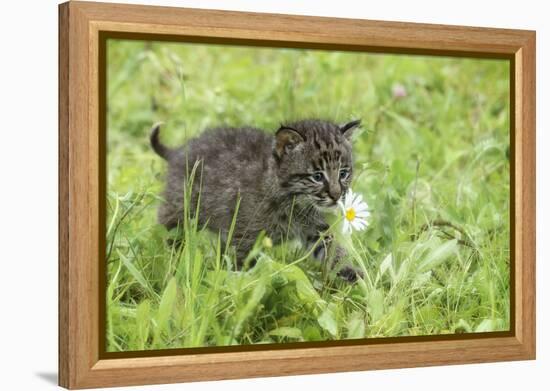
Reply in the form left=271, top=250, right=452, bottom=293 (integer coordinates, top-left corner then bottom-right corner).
left=340, top=119, right=361, bottom=140
left=275, top=126, right=305, bottom=157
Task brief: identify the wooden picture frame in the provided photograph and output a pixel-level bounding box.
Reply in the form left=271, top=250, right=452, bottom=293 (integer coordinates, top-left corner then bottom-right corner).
left=58, top=1, right=536, bottom=389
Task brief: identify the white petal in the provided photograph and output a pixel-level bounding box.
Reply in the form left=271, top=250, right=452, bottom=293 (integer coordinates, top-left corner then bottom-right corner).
left=358, top=218, right=369, bottom=228
left=350, top=219, right=363, bottom=229
left=357, top=204, right=367, bottom=213
left=338, top=200, right=346, bottom=215
left=342, top=220, right=351, bottom=234
left=352, top=219, right=368, bottom=231
left=346, top=223, right=353, bottom=234
left=354, top=204, right=369, bottom=213
left=353, top=202, right=367, bottom=211
left=355, top=210, right=370, bottom=218
left=355, top=217, right=369, bottom=225
left=356, top=216, right=369, bottom=226
left=354, top=202, right=369, bottom=212
left=343, top=194, right=352, bottom=209
left=353, top=194, right=363, bottom=207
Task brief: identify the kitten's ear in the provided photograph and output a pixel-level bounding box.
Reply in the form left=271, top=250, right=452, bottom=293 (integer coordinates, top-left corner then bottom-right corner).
left=340, top=119, right=361, bottom=140
left=275, top=126, right=305, bottom=157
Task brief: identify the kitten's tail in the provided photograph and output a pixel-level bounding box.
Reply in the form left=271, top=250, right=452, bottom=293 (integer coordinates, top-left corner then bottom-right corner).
left=150, top=123, right=172, bottom=160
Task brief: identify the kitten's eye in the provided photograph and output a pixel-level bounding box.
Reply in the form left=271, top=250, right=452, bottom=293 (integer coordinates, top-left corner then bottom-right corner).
left=311, top=172, right=324, bottom=183
left=339, top=169, right=350, bottom=180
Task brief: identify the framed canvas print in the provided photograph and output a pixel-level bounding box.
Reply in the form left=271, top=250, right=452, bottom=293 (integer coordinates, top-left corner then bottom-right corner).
left=58, top=1, right=536, bottom=389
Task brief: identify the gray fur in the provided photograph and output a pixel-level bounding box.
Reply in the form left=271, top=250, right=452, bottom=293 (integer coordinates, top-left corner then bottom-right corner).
left=151, top=119, right=362, bottom=282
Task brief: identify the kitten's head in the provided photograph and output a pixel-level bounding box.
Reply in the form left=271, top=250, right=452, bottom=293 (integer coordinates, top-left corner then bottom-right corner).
left=273, top=119, right=361, bottom=209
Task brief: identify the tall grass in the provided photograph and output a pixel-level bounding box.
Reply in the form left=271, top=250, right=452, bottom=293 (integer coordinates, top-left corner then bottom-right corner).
left=105, top=39, right=510, bottom=351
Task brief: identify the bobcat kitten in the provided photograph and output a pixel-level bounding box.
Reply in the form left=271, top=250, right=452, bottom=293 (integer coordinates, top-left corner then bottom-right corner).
left=151, top=119, right=362, bottom=282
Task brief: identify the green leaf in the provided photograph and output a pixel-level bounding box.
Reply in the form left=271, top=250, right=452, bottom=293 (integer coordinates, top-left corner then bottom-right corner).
left=268, top=261, right=323, bottom=306
left=412, top=271, right=432, bottom=289
left=475, top=318, right=504, bottom=332
left=269, top=327, right=303, bottom=339
left=136, top=300, right=151, bottom=349
left=154, top=277, right=177, bottom=344
left=368, top=289, right=385, bottom=323
left=234, top=280, right=267, bottom=336
left=318, top=303, right=338, bottom=337
left=453, top=319, right=472, bottom=333
left=418, top=239, right=458, bottom=272
left=303, top=326, right=322, bottom=341
left=118, top=250, right=157, bottom=299
left=377, top=253, right=395, bottom=284
left=346, top=311, right=366, bottom=339
left=379, top=253, right=393, bottom=276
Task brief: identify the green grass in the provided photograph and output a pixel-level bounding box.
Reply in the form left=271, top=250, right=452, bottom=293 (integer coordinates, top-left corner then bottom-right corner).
left=105, top=39, right=510, bottom=351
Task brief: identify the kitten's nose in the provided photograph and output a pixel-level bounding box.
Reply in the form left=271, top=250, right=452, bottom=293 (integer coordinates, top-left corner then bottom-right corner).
left=328, top=187, right=341, bottom=202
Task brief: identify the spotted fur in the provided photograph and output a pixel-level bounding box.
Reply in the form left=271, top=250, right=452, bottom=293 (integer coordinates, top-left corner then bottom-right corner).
left=151, top=119, right=362, bottom=282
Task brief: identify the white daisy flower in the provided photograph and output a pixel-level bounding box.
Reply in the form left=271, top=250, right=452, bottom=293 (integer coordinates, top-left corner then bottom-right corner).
left=338, top=189, right=370, bottom=234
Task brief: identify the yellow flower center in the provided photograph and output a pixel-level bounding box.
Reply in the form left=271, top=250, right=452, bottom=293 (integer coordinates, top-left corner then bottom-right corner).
left=345, top=208, right=356, bottom=222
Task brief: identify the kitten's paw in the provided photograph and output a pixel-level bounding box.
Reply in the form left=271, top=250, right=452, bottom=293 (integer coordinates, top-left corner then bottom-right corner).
left=337, top=266, right=363, bottom=283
